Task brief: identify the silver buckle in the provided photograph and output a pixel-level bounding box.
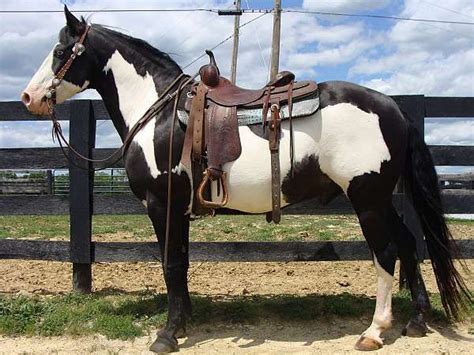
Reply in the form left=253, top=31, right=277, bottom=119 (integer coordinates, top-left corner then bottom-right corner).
left=73, top=43, right=85, bottom=56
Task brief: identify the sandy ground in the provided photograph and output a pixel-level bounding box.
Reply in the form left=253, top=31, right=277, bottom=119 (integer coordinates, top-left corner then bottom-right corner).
left=0, top=260, right=469, bottom=297
left=1, top=321, right=473, bottom=354
left=1, top=259, right=473, bottom=354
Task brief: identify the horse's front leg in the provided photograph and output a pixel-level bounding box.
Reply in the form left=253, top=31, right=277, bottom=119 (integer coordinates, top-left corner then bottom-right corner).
left=146, top=194, right=191, bottom=353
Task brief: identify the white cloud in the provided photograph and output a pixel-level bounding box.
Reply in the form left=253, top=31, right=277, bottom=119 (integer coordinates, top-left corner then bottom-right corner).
left=287, top=34, right=382, bottom=69
left=425, top=119, right=474, bottom=145
left=302, top=0, right=391, bottom=13
left=352, top=0, right=474, bottom=96
left=360, top=48, right=474, bottom=95
left=0, top=121, right=67, bottom=148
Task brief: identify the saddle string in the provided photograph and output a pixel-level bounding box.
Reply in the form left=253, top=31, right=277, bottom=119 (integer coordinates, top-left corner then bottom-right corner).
left=288, top=81, right=294, bottom=177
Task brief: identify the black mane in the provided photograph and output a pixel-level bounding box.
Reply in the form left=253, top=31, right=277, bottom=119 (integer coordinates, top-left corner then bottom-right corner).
left=92, top=24, right=182, bottom=73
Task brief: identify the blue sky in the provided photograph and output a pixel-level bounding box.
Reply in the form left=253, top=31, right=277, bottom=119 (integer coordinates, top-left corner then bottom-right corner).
left=0, top=0, right=472, bottom=174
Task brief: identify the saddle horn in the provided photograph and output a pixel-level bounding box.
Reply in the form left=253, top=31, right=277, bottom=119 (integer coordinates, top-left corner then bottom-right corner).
left=199, top=50, right=220, bottom=87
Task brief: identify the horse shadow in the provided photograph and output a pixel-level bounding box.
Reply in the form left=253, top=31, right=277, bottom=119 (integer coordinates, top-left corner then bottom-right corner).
left=107, top=290, right=465, bottom=350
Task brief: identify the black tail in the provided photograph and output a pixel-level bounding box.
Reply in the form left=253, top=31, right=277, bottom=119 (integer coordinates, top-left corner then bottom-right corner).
left=404, top=123, right=472, bottom=320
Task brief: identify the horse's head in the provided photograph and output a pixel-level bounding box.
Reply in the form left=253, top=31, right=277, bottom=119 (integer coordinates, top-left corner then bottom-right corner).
left=21, top=6, right=95, bottom=115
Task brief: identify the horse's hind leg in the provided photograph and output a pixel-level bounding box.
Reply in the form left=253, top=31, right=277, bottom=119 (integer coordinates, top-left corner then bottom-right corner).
left=388, top=206, right=430, bottom=337
left=352, top=205, right=398, bottom=351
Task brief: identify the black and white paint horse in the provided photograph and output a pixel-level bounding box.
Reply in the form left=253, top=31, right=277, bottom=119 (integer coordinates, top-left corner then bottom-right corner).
left=22, top=7, right=470, bottom=353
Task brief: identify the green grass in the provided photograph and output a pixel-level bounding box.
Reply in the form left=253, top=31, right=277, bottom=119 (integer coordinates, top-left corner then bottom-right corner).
left=0, top=215, right=153, bottom=241
left=0, top=291, right=454, bottom=339
left=446, top=218, right=474, bottom=225
left=0, top=214, right=363, bottom=241
left=3, top=214, right=472, bottom=242
left=1, top=214, right=471, bottom=241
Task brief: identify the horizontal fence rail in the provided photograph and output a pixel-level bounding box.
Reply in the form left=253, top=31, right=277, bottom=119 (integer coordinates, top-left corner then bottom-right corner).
left=0, top=191, right=473, bottom=215
left=2, top=96, right=474, bottom=121
left=1, top=240, right=473, bottom=263
left=1, top=96, right=473, bottom=293
left=2, top=145, right=474, bottom=170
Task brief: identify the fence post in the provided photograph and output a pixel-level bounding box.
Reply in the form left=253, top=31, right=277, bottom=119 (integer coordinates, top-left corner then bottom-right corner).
left=399, top=95, right=425, bottom=290
left=69, top=100, right=95, bottom=293
left=46, top=170, right=53, bottom=195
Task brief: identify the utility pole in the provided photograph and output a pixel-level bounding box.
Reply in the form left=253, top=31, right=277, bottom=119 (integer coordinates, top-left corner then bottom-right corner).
left=268, top=0, right=282, bottom=224
left=269, top=0, right=282, bottom=80
left=230, top=0, right=241, bottom=84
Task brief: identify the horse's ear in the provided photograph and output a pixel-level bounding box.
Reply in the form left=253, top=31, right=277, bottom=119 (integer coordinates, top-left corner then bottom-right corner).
left=64, top=5, right=84, bottom=35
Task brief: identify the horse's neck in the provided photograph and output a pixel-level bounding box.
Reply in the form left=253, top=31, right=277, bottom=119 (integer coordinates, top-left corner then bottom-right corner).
left=95, top=42, right=181, bottom=140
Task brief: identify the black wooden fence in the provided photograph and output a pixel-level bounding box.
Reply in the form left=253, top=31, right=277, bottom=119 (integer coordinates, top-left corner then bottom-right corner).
left=0, top=96, right=473, bottom=293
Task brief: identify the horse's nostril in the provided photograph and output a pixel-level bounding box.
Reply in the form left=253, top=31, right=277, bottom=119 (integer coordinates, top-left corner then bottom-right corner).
left=21, top=91, right=32, bottom=106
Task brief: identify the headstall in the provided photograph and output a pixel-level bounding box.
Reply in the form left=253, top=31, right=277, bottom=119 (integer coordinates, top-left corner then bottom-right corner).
left=46, top=24, right=91, bottom=107
left=45, top=24, right=197, bottom=171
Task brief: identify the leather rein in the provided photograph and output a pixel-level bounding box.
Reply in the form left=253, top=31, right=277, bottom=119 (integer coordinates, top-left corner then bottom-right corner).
left=46, top=24, right=197, bottom=171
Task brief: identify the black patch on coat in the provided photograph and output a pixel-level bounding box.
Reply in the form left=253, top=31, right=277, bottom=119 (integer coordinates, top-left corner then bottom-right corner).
left=346, top=161, right=399, bottom=213
left=281, top=155, right=342, bottom=205
left=247, top=124, right=269, bottom=140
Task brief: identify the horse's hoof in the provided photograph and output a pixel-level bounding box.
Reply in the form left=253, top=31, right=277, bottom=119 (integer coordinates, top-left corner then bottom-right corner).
left=402, top=319, right=428, bottom=337
left=175, top=326, right=187, bottom=338
left=354, top=336, right=382, bottom=351
left=149, top=335, right=178, bottom=354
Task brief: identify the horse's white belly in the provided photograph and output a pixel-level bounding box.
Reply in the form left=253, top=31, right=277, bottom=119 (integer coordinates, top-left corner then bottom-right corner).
left=211, top=115, right=321, bottom=213
left=208, top=103, right=391, bottom=213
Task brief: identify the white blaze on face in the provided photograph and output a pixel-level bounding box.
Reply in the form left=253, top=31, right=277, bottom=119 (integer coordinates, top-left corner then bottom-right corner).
left=26, top=47, right=55, bottom=93
left=23, top=44, right=89, bottom=112
left=103, top=50, right=161, bottom=178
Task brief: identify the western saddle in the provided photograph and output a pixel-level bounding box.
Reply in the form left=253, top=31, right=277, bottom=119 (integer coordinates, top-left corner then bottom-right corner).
left=181, top=51, right=318, bottom=223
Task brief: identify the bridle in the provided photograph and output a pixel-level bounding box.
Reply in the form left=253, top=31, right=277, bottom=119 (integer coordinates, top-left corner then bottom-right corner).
left=44, top=24, right=120, bottom=170
left=46, top=24, right=91, bottom=106
left=45, top=24, right=197, bottom=171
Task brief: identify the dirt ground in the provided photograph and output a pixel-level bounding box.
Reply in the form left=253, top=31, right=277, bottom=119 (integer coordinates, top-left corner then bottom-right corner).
left=1, top=258, right=473, bottom=354
left=1, top=321, right=473, bottom=354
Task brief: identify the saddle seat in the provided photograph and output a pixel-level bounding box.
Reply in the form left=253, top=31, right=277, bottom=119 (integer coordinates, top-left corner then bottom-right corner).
left=205, top=75, right=317, bottom=108
left=198, top=50, right=317, bottom=108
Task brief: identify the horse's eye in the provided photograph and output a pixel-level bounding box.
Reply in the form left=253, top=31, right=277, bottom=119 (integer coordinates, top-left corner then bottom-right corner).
left=55, top=50, right=64, bottom=57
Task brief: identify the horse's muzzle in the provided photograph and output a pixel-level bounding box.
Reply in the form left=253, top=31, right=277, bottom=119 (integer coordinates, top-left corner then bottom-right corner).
left=21, top=87, right=49, bottom=115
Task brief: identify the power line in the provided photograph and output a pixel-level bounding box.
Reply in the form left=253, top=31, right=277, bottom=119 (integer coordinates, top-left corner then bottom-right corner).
left=419, top=0, right=474, bottom=20
left=0, top=8, right=218, bottom=13
left=284, top=9, right=474, bottom=26
left=1, top=7, right=472, bottom=26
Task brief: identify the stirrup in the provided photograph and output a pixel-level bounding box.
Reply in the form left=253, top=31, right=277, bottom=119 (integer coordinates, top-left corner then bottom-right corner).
left=196, top=169, right=229, bottom=208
